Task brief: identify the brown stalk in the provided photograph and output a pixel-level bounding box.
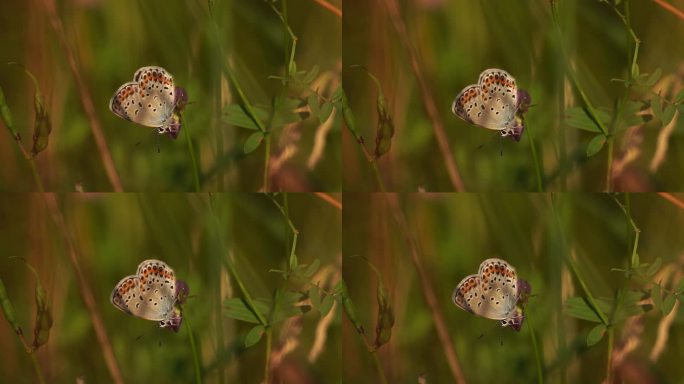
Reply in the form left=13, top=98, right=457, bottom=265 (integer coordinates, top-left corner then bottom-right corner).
left=311, top=0, right=342, bottom=17
left=658, top=192, right=684, bottom=210
left=379, top=0, right=465, bottom=191
left=314, top=192, right=342, bottom=210
left=385, top=194, right=467, bottom=384
left=44, top=194, right=124, bottom=384
left=40, top=0, right=123, bottom=191
left=652, top=0, right=684, bottom=21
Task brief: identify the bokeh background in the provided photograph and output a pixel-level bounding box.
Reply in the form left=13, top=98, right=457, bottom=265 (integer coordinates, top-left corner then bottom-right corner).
left=343, top=0, right=684, bottom=191
left=0, top=0, right=341, bottom=191
left=0, top=192, right=341, bottom=383
left=343, top=192, right=684, bottom=383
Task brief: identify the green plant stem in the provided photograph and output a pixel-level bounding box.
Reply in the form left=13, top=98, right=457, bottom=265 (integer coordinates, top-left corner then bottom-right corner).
left=183, top=117, right=201, bottom=192
left=606, top=325, right=614, bottom=382
left=29, top=353, right=46, bottom=384
left=208, top=196, right=268, bottom=326
left=371, top=162, right=387, bottom=192
left=527, top=315, right=543, bottom=384
left=184, top=313, right=202, bottom=384
left=262, top=134, right=271, bottom=191
left=526, top=125, right=544, bottom=191
left=371, top=350, right=388, bottom=384
left=264, top=325, right=273, bottom=383
left=551, top=194, right=609, bottom=326
left=550, top=1, right=609, bottom=136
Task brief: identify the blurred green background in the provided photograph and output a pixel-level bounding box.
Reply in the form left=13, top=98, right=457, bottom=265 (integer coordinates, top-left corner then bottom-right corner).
left=343, top=0, right=684, bottom=191
left=0, top=192, right=341, bottom=383
left=0, top=0, right=341, bottom=191
left=343, top=192, right=684, bottom=383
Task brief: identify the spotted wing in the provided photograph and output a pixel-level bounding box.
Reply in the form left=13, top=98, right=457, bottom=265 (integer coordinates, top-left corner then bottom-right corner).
left=452, top=274, right=482, bottom=313
left=474, top=68, right=518, bottom=131
left=109, top=66, right=176, bottom=128
left=476, top=258, right=519, bottom=320
left=134, top=259, right=177, bottom=321
left=110, top=275, right=141, bottom=316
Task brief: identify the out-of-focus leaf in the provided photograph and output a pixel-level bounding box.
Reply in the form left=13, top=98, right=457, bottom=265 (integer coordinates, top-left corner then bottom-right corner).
left=675, top=278, right=684, bottom=294
left=309, top=287, right=321, bottom=311
left=0, top=87, right=15, bottom=132
left=565, top=297, right=604, bottom=323
left=652, top=284, right=662, bottom=310
left=335, top=280, right=364, bottom=334
left=662, top=294, right=676, bottom=316
left=308, top=93, right=320, bottom=119
left=244, top=325, right=264, bottom=347
left=586, top=134, right=606, bottom=157
left=303, top=259, right=320, bottom=278
left=644, top=68, right=662, bottom=87
left=243, top=132, right=264, bottom=154
left=565, top=107, right=603, bottom=132
left=320, top=294, right=334, bottom=317
left=223, top=298, right=268, bottom=324
left=20, top=260, right=52, bottom=350
left=222, top=104, right=267, bottom=130
left=586, top=324, right=606, bottom=346
left=293, top=65, right=319, bottom=85
left=0, top=279, right=21, bottom=334
left=674, top=87, right=684, bottom=104
left=319, top=101, right=334, bottom=123
left=10, top=63, right=51, bottom=157
left=651, top=96, right=663, bottom=121
left=646, top=258, right=662, bottom=277
left=662, top=104, right=677, bottom=126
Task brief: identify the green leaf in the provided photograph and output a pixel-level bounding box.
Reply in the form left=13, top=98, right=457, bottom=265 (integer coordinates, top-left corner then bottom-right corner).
left=303, top=259, right=321, bottom=278
left=652, top=284, right=662, bottom=310
left=309, top=287, right=321, bottom=310
left=319, top=101, right=334, bottom=123
left=243, top=132, right=264, bottom=154
left=0, top=279, right=21, bottom=333
left=332, top=86, right=344, bottom=104
left=565, top=107, right=602, bottom=132
left=646, top=258, right=662, bottom=277
left=644, top=68, right=662, bottom=87
left=0, top=87, right=15, bottom=129
left=320, top=294, right=334, bottom=317
left=586, top=324, right=606, bottom=346
left=675, top=278, right=684, bottom=294
left=294, top=65, right=319, bottom=85
left=289, top=252, right=298, bottom=270
left=244, top=325, right=265, bottom=347
left=565, top=297, right=604, bottom=323
left=652, top=96, right=663, bottom=121
left=674, top=87, right=684, bottom=103
left=308, top=93, right=320, bottom=119
left=223, top=298, right=268, bottom=324
left=631, top=63, right=640, bottom=79
left=222, top=104, right=267, bottom=130
left=662, top=104, right=677, bottom=126
left=270, top=98, right=304, bottom=128
left=662, top=294, right=676, bottom=316
left=586, top=134, right=606, bottom=157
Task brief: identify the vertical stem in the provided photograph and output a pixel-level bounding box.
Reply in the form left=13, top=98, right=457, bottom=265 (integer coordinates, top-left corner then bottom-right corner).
left=527, top=315, right=543, bottom=384
left=526, top=125, right=544, bottom=191
left=29, top=353, right=46, bottom=384
left=183, top=116, right=201, bottom=192
left=262, top=134, right=271, bottom=191
left=184, top=313, right=202, bottom=383
left=371, top=350, right=388, bottom=384
left=370, top=162, right=387, bottom=192
left=264, top=323, right=273, bottom=383
left=606, top=326, right=614, bottom=382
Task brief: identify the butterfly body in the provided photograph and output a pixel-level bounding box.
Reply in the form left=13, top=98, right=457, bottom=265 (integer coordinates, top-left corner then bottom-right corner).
left=452, top=69, right=530, bottom=142
left=109, top=66, right=186, bottom=139
left=452, top=258, right=528, bottom=331
left=111, top=259, right=183, bottom=332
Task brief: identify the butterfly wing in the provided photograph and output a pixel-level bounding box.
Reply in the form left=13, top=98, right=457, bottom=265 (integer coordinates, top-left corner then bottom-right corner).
left=452, top=85, right=494, bottom=129
left=111, top=275, right=142, bottom=316
left=109, top=66, right=177, bottom=129
left=452, top=274, right=481, bottom=313
left=477, top=258, right=519, bottom=320
left=135, top=259, right=177, bottom=321
left=475, top=69, right=518, bottom=132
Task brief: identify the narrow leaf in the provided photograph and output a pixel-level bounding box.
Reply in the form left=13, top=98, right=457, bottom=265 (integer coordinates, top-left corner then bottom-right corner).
left=651, top=96, right=663, bottom=121
left=662, top=294, right=676, bottom=316
left=586, top=134, right=606, bottom=157
left=565, top=297, right=603, bottom=323
left=662, top=104, right=677, bottom=126
left=320, top=294, right=334, bottom=317
left=674, top=87, right=684, bottom=103
left=308, top=93, right=320, bottom=119
left=652, top=284, right=662, bottom=310
left=586, top=324, right=606, bottom=346
left=674, top=278, right=684, bottom=294
left=303, top=259, right=320, bottom=278
left=222, top=104, right=266, bottom=130
left=644, top=68, right=662, bottom=87
left=565, top=107, right=602, bottom=132
left=244, top=325, right=265, bottom=347
left=243, top=132, right=264, bottom=154
left=319, top=102, right=334, bottom=123
left=309, top=287, right=321, bottom=310
left=0, top=279, right=21, bottom=333
left=646, top=258, right=662, bottom=277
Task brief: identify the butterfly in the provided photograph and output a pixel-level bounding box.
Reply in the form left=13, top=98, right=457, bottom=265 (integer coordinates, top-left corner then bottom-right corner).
left=109, top=66, right=188, bottom=139
left=452, top=258, right=531, bottom=331
left=111, top=259, right=184, bottom=332
left=451, top=69, right=531, bottom=142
